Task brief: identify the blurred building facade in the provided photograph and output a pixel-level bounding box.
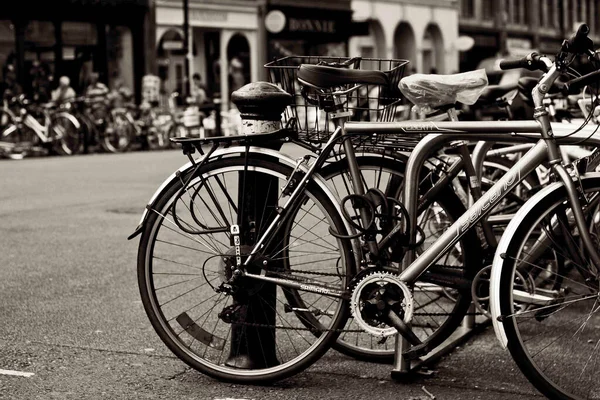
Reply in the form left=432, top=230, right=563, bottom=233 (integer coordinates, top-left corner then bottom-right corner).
left=155, top=0, right=260, bottom=109
left=0, top=0, right=154, bottom=101
left=349, top=0, right=459, bottom=74
left=155, top=0, right=355, bottom=108
left=459, top=0, right=600, bottom=72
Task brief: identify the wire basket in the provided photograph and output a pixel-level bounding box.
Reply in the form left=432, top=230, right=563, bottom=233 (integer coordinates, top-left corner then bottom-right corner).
left=265, top=56, right=409, bottom=144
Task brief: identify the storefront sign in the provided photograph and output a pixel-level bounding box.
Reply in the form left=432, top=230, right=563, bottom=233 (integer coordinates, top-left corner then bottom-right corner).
left=190, top=10, right=227, bottom=22
left=455, top=36, right=475, bottom=51
left=265, top=10, right=286, bottom=34
left=266, top=6, right=351, bottom=40
left=288, top=18, right=335, bottom=34
left=162, top=40, right=184, bottom=50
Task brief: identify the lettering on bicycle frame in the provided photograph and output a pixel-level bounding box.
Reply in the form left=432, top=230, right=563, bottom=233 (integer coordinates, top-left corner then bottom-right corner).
left=400, top=122, right=464, bottom=133
left=457, top=166, right=521, bottom=235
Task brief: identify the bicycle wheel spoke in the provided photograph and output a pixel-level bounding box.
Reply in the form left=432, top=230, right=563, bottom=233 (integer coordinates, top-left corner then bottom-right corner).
left=138, top=157, right=350, bottom=382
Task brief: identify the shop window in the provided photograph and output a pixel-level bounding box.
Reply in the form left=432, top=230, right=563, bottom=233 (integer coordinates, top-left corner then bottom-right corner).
left=460, top=0, right=475, bottom=19
left=24, top=21, right=55, bottom=102
left=61, top=22, right=97, bottom=93
left=107, top=26, right=134, bottom=93
left=227, top=34, right=250, bottom=96
left=482, top=0, right=494, bottom=20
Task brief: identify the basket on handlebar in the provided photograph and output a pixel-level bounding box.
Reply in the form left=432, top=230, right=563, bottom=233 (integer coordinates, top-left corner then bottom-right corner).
left=265, top=56, right=409, bottom=143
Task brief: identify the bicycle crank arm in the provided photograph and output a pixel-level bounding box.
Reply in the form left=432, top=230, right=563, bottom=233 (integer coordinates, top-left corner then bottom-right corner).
left=386, top=309, right=422, bottom=347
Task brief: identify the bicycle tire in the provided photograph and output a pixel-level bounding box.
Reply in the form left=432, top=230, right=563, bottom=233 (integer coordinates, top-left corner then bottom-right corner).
left=0, top=115, right=35, bottom=159
left=137, top=155, right=354, bottom=383
left=103, top=109, right=134, bottom=153
left=497, top=176, right=600, bottom=400
left=320, top=153, right=482, bottom=362
left=52, top=113, right=82, bottom=155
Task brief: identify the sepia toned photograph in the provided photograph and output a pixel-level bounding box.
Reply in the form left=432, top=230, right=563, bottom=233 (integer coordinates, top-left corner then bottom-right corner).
left=2, top=1, right=600, bottom=399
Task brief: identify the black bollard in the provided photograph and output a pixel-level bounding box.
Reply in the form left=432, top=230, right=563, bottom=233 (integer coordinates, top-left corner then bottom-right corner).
left=225, top=82, right=291, bottom=369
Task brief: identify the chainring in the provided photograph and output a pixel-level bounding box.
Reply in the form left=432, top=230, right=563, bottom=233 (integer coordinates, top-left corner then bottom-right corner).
left=350, top=271, right=413, bottom=338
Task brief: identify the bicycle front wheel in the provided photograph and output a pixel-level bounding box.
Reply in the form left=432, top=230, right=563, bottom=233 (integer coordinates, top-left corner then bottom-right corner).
left=137, top=155, right=353, bottom=383
left=497, top=176, right=600, bottom=400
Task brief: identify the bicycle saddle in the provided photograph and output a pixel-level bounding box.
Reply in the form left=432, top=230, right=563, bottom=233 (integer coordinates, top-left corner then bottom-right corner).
left=297, top=65, right=389, bottom=88
left=399, top=69, right=488, bottom=110
left=477, top=83, right=518, bottom=104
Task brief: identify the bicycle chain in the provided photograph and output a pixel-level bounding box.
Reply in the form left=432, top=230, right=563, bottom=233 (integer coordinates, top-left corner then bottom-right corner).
left=245, top=267, right=482, bottom=334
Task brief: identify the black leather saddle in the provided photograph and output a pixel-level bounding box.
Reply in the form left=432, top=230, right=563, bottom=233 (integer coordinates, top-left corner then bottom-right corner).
left=297, top=64, right=389, bottom=88
left=477, top=83, right=518, bottom=104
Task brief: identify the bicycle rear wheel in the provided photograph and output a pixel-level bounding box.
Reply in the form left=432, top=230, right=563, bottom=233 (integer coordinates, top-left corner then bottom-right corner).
left=497, top=177, right=600, bottom=399
left=137, top=155, right=353, bottom=383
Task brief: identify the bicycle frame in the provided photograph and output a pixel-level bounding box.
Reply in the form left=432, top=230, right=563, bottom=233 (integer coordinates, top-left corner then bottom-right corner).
left=243, top=72, right=600, bottom=323
left=241, top=120, right=555, bottom=298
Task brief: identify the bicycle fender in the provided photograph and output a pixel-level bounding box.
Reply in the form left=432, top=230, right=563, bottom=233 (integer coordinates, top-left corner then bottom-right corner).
left=489, top=172, right=600, bottom=348
left=127, top=146, right=349, bottom=241
left=54, top=111, right=81, bottom=130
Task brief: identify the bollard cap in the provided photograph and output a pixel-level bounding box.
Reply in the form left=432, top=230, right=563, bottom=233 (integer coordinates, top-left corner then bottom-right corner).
left=231, top=82, right=292, bottom=121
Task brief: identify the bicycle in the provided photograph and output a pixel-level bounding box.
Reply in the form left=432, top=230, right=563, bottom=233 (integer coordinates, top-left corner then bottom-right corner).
left=68, top=96, right=135, bottom=154
left=0, top=95, right=81, bottom=158
left=132, top=23, right=600, bottom=398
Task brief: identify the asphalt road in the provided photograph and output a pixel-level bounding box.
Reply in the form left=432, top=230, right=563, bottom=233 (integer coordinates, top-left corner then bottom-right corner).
left=0, top=149, right=542, bottom=399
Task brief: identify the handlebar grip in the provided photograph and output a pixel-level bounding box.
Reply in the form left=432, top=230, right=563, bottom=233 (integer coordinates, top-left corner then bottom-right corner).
left=564, top=23, right=593, bottom=54
left=499, top=58, right=529, bottom=71
left=571, top=23, right=590, bottom=43
left=566, top=69, right=600, bottom=92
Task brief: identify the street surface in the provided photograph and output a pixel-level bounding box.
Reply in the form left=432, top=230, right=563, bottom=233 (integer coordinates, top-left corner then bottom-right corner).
left=0, top=149, right=542, bottom=399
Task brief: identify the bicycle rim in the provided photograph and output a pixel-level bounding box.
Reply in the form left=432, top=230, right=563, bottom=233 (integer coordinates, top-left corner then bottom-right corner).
left=53, top=115, right=81, bottom=155
left=104, top=111, right=132, bottom=152
left=137, top=156, right=352, bottom=383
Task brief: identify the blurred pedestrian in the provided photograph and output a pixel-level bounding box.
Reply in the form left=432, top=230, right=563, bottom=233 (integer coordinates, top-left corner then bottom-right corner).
left=85, top=72, right=109, bottom=99
left=51, top=76, right=76, bottom=104
left=85, top=72, right=109, bottom=123
left=191, top=73, right=208, bottom=105
left=229, top=57, right=245, bottom=94
left=108, top=79, right=133, bottom=108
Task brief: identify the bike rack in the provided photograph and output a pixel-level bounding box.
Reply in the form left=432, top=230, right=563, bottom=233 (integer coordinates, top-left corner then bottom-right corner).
left=345, top=120, right=600, bottom=379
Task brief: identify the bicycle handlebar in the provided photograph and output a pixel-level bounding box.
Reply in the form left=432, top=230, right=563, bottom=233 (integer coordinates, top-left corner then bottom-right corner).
left=499, top=53, right=549, bottom=72
left=565, top=69, right=600, bottom=92
left=563, top=23, right=594, bottom=55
